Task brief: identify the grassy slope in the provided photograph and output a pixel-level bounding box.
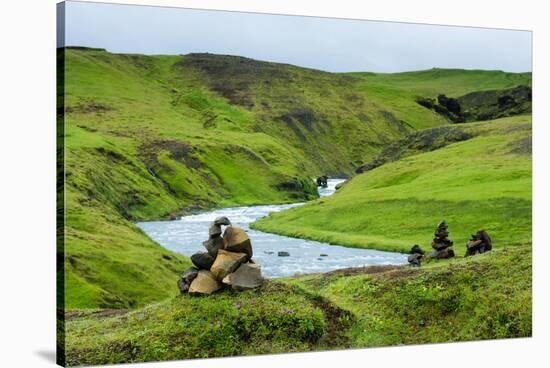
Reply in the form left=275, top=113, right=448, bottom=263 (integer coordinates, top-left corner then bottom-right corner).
left=64, top=246, right=531, bottom=366
left=253, top=116, right=532, bottom=253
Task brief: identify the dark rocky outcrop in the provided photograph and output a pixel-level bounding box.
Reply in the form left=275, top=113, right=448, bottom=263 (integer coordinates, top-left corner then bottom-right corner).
left=356, top=126, right=473, bottom=174
left=416, top=85, right=532, bottom=123
left=275, top=177, right=319, bottom=200
left=316, top=175, right=328, bottom=188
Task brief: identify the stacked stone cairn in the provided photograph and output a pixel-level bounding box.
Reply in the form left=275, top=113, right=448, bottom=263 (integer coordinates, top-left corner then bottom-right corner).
left=177, top=216, right=264, bottom=295
left=465, top=230, right=492, bottom=256
left=428, top=220, right=455, bottom=259
left=407, top=244, right=425, bottom=266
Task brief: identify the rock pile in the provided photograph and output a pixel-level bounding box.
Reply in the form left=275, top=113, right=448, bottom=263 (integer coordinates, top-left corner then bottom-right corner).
left=465, top=230, right=492, bottom=256
left=407, top=244, right=425, bottom=266
left=428, top=220, right=455, bottom=259
left=177, top=216, right=264, bottom=295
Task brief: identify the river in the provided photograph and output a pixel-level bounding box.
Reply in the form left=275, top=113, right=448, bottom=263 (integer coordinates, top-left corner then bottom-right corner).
left=136, top=179, right=407, bottom=277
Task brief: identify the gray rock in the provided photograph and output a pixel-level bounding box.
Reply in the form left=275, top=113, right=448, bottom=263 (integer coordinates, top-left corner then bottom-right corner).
left=278, top=251, right=290, bottom=257
left=208, top=224, right=222, bottom=237
left=222, top=263, right=264, bottom=291
left=214, top=216, right=231, bottom=226
left=320, top=253, right=328, bottom=257
left=177, top=267, right=199, bottom=293
left=203, top=237, right=224, bottom=257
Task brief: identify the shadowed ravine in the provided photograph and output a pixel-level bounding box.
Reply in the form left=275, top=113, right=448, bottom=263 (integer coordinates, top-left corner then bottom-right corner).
left=137, top=179, right=408, bottom=277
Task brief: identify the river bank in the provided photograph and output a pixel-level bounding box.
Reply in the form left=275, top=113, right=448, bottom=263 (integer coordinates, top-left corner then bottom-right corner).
left=137, top=179, right=407, bottom=277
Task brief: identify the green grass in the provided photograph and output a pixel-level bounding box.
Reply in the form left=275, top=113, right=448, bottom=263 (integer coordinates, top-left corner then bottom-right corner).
left=252, top=116, right=532, bottom=253
left=63, top=246, right=531, bottom=366
left=285, top=245, right=531, bottom=347
left=63, top=282, right=336, bottom=365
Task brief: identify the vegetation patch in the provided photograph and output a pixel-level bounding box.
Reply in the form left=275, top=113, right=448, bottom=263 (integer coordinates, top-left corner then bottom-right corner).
left=64, top=247, right=531, bottom=365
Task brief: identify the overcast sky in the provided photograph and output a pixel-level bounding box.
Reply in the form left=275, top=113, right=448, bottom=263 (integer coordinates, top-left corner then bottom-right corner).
left=58, top=1, right=532, bottom=73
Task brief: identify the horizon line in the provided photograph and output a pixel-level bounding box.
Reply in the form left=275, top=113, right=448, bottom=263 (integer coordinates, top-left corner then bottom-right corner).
left=59, top=46, right=533, bottom=75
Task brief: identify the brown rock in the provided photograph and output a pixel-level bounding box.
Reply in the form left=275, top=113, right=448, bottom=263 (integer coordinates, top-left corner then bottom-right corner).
left=188, top=270, right=223, bottom=295
left=222, top=263, right=263, bottom=291
left=223, top=226, right=253, bottom=260
left=210, top=249, right=248, bottom=281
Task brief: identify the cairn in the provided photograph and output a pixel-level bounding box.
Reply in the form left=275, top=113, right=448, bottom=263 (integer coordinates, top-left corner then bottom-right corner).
left=465, top=230, right=492, bottom=256
left=177, top=216, right=264, bottom=295
left=407, top=244, right=425, bottom=266
left=428, top=220, right=455, bottom=259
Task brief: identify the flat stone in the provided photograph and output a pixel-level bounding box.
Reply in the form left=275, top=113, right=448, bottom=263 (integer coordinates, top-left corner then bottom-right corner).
left=210, top=249, right=248, bottom=281
left=189, top=270, right=223, bottom=295
left=222, top=263, right=263, bottom=291
left=278, top=251, right=290, bottom=257
left=223, top=226, right=253, bottom=260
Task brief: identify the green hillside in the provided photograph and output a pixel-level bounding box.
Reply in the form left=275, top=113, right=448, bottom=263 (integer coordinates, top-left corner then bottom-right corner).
left=252, top=115, right=532, bottom=253
left=64, top=246, right=530, bottom=366
left=349, top=69, right=531, bottom=128
left=59, top=47, right=531, bottom=309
